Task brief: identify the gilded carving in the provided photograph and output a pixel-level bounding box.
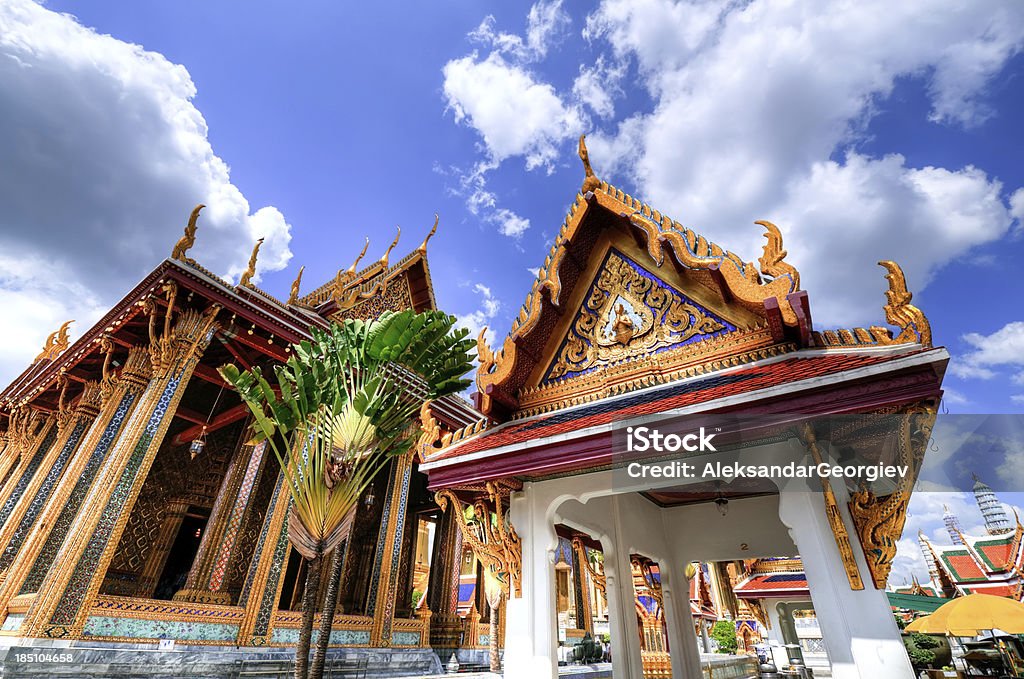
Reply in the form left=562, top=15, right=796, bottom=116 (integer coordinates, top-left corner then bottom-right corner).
left=35, top=320, right=74, bottom=362
left=797, top=424, right=864, bottom=590
left=578, top=134, right=601, bottom=193
left=238, top=238, right=264, bottom=289
left=435, top=482, right=522, bottom=599
left=848, top=401, right=937, bottom=588
left=416, top=215, right=438, bottom=256
left=757, top=220, right=800, bottom=291
left=572, top=538, right=607, bottom=606
left=171, top=204, right=204, bottom=264
left=814, top=261, right=932, bottom=348
left=546, top=249, right=733, bottom=382
left=287, top=266, right=304, bottom=306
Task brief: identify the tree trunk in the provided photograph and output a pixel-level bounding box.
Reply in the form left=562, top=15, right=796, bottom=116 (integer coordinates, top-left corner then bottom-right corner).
left=295, top=545, right=324, bottom=679
left=309, top=541, right=348, bottom=679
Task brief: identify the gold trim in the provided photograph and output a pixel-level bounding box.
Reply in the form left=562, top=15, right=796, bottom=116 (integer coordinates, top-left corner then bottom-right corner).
left=171, top=204, right=204, bottom=264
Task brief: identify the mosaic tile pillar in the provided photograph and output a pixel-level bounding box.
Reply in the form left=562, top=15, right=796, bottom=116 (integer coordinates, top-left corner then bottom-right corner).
left=236, top=469, right=291, bottom=646
left=0, top=414, right=56, bottom=515
left=367, top=452, right=414, bottom=647
left=0, top=347, right=151, bottom=608
left=570, top=543, right=593, bottom=634
left=21, top=306, right=220, bottom=639
left=427, top=506, right=464, bottom=649
left=175, top=439, right=268, bottom=604
left=0, top=383, right=103, bottom=586
left=133, top=499, right=190, bottom=598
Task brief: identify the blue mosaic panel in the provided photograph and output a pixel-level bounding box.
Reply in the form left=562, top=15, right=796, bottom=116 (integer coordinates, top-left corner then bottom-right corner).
left=270, top=627, right=370, bottom=646
left=82, top=616, right=239, bottom=642
left=20, top=391, right=137, bottom=594
left=392, top=631, right=420, bottom=646
left=50, top=375, right=181, bottom=627
left=239, top=470, right=285, bottom=607
left=0, top=424, right=59, bottom=526
left=0, top=420, right=87, bottom=571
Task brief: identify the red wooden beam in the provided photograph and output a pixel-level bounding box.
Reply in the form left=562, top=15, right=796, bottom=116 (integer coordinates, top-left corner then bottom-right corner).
left=193, top=363, right=229, bottom=386
left=173, top=406, right=209, bottom=426
left=217, top=335, right=254, bottom=370
left=171, top=402, right=250, bottom=446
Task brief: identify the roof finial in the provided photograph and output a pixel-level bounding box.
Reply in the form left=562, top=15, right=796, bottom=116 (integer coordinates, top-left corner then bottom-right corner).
left=35, top=320, right=74, bottom=362
left=578, top=134, right=601, bottom=193
left=171, top=204, right=205, bottom=264
left=417, top=214, right=439, bottom=256
left=878, top=260, right=931, bottom=347
left=287, top=265, right=305, bottom=305
left=239, top=238, right=264, bottom=288
left=756, top=220, right=800, bottom=291
left=379, top=226, right=401, bottom=269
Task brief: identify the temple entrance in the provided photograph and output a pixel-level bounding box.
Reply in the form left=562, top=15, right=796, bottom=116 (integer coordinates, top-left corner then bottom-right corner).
left=153, top=511, right=207, bottom=600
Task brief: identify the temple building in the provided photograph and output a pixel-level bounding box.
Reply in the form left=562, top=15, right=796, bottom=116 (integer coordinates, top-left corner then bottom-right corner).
left=907, top=475, right=1024, bottom=600
left=0, top=138, right=950, bottom=679
left=0, top=212, right=492, bottom=674
left=418, top=137, right=948, bottom=679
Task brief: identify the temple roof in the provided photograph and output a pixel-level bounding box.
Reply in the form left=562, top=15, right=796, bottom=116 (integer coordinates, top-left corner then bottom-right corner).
left=734, top=572, right=809, bottom=599
left=920, top=520, right=1024, bottom=597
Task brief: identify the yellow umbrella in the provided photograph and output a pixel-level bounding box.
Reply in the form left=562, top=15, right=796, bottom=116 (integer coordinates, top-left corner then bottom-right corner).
left=906, top=594, right=1024, bottom=636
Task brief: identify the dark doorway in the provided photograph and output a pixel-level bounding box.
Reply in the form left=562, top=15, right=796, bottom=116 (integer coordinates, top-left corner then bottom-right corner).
left=153, top=513, right=207, bottom=600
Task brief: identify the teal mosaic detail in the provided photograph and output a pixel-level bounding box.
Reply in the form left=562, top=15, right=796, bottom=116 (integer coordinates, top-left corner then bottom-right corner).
left=392, top=631, right=420, bottom=646
left=270, top=627, right=370, bottom=646
left=20, top=391, right=137, bottom=595
left=82, top=616, right=239, bottom=642
left=50, top=374, right=182, bottom=626
left=0, top=420, right=87, bottom=571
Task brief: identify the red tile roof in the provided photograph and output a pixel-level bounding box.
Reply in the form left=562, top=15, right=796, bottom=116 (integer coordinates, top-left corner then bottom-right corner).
left=434, top=349, right=926, bottom=461
left=940, top=552, right=987, bottom=582
left=734, top=573, right=809, bottom=598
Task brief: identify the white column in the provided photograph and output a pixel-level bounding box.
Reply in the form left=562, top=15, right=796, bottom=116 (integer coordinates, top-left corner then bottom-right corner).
left=659, top=566, right=703, bottom=679
left=607, top=496, right=646, bottom=679
left=778, top=488, right=914, bottom=679
left=505, top=482, right=558, bottom=679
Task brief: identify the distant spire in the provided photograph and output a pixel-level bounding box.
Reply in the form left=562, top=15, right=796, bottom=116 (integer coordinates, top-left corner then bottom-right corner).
left=973, top=473, right=1012, bottom=535
left=943, top=505, right=965, bottom=545
left=917, top=531, right=941, bottom=594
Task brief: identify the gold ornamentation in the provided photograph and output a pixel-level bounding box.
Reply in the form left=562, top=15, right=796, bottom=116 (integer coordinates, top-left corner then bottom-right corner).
left=378, top=226, right=401, bottom=270
left=417, top=214, right=438, bottom=256
left=238, top=238, right=264, bottom=288
left=287, top=266, right=304, bottom=306
left=572, top=538, right=607, bottom=605
left=332, top=238, right=371, bottom=295
left=435, top=481, right=522, bottom=599
left=814, top=261, right=931, bottom=348
left=35, top=320, right=74, bottom=362
left=756, top=220, right=800, bottom=291
left=546, top=250, right=729, bottom=381
left=798, top=424, right=864, bottom=590
left=171, top=204, right=204, bottom=264
left=848, top=401, right=937, bottom=588
left=578, top=135, right=601, bottom=193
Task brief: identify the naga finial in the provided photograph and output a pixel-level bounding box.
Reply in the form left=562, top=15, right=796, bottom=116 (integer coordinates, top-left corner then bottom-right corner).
left=171, top=204, right=205, bottom=263
left=578, top=134, right=601, bottom=193
left=379, top=226, right=401, bottom=269
left=287, top=265, right=305, bottom=305
left=238, top=238, right=264, bottom=288
left=877, top=260, right=931, bottom=347
left=417, top=214, right=439, bottom=256
left=756, top=220, right=800, bottom=291
left=35, top=320, right=75, bottom=361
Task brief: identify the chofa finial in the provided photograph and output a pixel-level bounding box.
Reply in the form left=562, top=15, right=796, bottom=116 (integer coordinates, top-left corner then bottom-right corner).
left=171, top=204, right=205, bottom=263
left=578, top=134, right=601, bottom=193
left=756, top=220, right=800, bottom=291
left=877, top=260, right=931, bottom=347
left=287, top=265, right=305, bottom=305
left=380, top=226, right=401, bottom=269
left=238, top=238, right=264, bottom=288
left=417, top=214, right=439, bottom=256
left=35, top=320, right=75, bottom=362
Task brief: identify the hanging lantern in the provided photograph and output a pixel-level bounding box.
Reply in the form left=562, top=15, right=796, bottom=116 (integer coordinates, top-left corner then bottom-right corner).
left=363, top=485, right=377, bottom=511
left=190, top=426, right=207, bottom=460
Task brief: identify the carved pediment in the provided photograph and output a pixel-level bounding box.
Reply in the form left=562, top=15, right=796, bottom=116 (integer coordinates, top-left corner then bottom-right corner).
left=544, top=249, right=738, bottom=384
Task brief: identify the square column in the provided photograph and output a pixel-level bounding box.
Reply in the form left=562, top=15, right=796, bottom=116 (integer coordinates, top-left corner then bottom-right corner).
left=658, top=565, right=703, bottom=679
left=778, top=488, right=914, bottom=679
left=504, top=482, right=558, bottom=679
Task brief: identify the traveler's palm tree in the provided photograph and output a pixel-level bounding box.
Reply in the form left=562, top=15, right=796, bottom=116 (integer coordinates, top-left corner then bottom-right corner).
left=220, top=310, right=475, bottom=679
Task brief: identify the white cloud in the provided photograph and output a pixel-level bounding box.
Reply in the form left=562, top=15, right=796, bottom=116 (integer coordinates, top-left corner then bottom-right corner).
left=580, top=0, right=1024, bottom=328
left=953, top=322, right=1024, bottom=383
left=443, top=51, right=583, bottom=171
left=572, top=56, right=626, bottom=119
left=490, top=209, right=531, bottom=238
left=941, top=388, right=969, bottom=406
left=0, top=0, right=292, bottom=385
left=470, top=0, right=569, bottom=63
left=456, top=283, right=502, bottom=344
left=1012, top=394, right=1024, bottom=405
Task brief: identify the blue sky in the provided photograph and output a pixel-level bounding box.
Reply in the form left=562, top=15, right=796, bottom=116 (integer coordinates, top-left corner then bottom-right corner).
left=1, top=0, right=1023, bottom=586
